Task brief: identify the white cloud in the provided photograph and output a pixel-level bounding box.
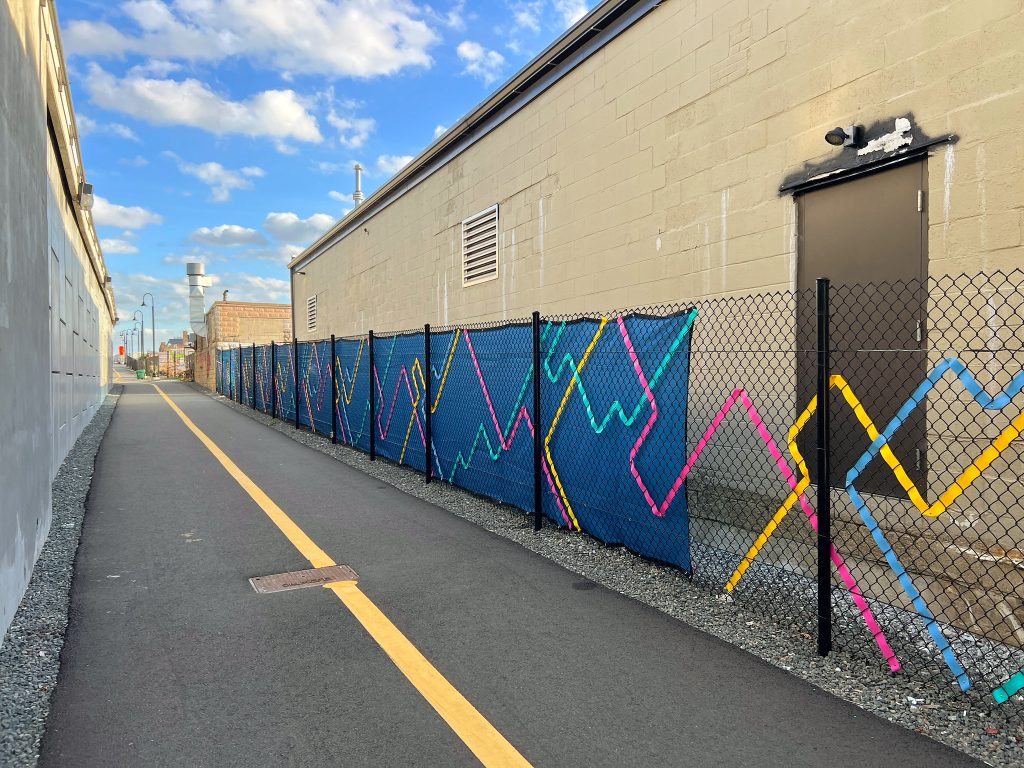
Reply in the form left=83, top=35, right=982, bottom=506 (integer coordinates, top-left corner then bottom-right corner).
left=112, top=272, right=190, bottom=330
left=511, top=2, right=542, bottom=32
left=64, top=0, right=439, bottom=78
left=263, top=212, right=335, bottom=244
left=316, top=161, right=350, bottom=175
left=219, top=273, right=291, bottom=303
left=101, top=238, right=140, bottom=254
left=190, top=224, right=267, bottom=246
left=77, top=114, right=140, bottom=142
left=553, top=0, right=589, bottom=27
left=92, top=196, right=163, bottom=229
left=119, top=154, right=150, bottom=167
left=239, top=243, right=305, bottom=263
left=129, top=58, right=183, bottom=76
left=85, top=64, right=322, bottom=144
left=77, top=114, right=98, bottom=133
left=433, top=124, right=447, bottom=138
left=377, top=154, right=413, bottom=176
left=161, top=251, right=225, bottom=265
left=327, top=109, right=375, bottom=150
left=328, top=190, right=353, bottom=203
left=456, top=40, right=504, bottom=84
left=109, top=124, right=141, bottom=141
left=428, top=1, right=465, bottom=30
left=166, top=154, right=264, bottom=202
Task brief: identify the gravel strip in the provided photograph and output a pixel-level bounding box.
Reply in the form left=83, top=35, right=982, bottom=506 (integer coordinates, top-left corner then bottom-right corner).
left=0, top=388, right=121, bottom=768
left=201, top=386, right=1023, bottom=766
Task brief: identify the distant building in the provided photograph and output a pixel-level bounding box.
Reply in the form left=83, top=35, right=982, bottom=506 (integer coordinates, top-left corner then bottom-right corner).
left=1, top=0, right=115, bottom=638
left=193, top=301, right=292, bottom=390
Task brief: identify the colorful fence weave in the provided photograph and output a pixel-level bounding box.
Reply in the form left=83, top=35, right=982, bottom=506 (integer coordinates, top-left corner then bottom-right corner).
left=215, top=271, right=1024, bottom=716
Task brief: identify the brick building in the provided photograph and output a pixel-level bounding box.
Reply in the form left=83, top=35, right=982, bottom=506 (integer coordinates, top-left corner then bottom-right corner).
left=193, top=301, right=291, bottom=391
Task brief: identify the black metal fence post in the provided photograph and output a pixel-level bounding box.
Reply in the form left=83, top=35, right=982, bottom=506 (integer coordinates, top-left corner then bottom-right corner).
left=331, top=334, right=338, bottom=444
left=368, top=330, right=376, bottom=461
left=251, top=342, right=256, bottom=408
left=532, top=310, right=542, bottom=532
left=816, top=277, right=832, bottom=657
left=293, top=336, right=300, bottom=430
left=424, top=324, right=432, bottom=484
left=270, top=341, right=277, bottom=418
left=236, top=346, right=241, bottom=404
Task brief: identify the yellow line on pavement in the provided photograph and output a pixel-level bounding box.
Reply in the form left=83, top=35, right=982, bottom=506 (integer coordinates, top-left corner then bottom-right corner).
left=155, top=385, right=334, bottom=567
left=152, top=384, right=531, bottom=768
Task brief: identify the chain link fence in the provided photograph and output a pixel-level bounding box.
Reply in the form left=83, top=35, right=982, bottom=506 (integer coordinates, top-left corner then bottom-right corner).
left=214, top=269, right=1024, bottom=714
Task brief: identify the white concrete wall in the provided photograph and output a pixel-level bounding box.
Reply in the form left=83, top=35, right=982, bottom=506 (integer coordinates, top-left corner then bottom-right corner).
left=47, top=139, right=111, bottom=470
left=0, top=0, right=114, bottom=642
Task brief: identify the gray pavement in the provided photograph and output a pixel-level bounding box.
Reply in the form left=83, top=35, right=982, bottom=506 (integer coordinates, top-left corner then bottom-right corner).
left=39, top=382, right=982, bottom=767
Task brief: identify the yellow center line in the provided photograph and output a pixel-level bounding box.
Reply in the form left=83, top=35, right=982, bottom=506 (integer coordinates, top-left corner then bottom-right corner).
left=152, top=384, right=531, bottom=768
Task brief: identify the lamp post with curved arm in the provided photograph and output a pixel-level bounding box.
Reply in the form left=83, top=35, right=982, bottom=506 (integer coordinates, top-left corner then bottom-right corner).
left=131, top=321, right=142, bottom=372
left=141, top=293, right=156, bottom=376
left=132, top=310, right=145, bottom=376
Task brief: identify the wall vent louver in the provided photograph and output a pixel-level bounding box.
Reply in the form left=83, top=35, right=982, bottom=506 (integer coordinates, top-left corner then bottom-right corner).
left=462, top=205, right=499, bottom=286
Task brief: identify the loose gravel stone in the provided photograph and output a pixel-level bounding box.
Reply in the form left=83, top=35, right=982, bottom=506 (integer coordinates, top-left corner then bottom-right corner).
left=0, top=389, right=121, bottom=768
left=209, top=387, right=1024, bottom=765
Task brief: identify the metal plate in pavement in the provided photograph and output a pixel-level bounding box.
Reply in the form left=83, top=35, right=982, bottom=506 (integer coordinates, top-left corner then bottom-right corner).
left=249, top=565, right=358, bottom=594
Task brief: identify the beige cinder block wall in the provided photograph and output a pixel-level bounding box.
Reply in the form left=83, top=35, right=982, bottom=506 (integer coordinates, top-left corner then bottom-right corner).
left=291, top=0, right=1024, bottom=648
left=293, top=0, right=1023, bottom=337
left=193, top=302, right=292, bottom=391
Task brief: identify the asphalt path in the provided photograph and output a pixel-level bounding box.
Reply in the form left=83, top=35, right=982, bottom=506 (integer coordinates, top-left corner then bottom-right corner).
left=39, top=381, right=982, bottom=767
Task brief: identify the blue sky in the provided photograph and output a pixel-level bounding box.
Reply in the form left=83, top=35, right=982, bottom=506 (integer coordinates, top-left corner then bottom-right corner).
left=60, top=0, right=593, bottom=346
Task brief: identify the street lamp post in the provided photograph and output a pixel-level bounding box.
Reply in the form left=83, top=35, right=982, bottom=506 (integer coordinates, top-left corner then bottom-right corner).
left=132, top=310, right=145, bottom=376
left=132, top=321, right=142, bottom=368
left=142, top=293, right=156, bottom=377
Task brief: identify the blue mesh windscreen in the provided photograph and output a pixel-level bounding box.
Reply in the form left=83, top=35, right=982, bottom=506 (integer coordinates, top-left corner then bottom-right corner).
left=275, top=343, right=296, bottom=422
left=429, top=324, right=535, bottom=512
left=297, top=341, right=333, bottom=434
left=372, top=333, right=427, bottom=472
left=335, top=336, right=371, bottom=452
left=240, top=347, right=253, bottom=407
left=540, top=311, right=694, bottom=571
left=254, top=345, right=270, bottom=413
left=215, top=311, right=693, bottom=573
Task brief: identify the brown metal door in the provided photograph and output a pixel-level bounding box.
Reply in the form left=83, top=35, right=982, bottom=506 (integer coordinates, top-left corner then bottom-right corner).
left=796, top=159, right=927, bottom=498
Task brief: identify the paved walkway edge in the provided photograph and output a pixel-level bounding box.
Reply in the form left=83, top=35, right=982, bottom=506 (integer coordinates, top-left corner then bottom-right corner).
left=0, top=388, right=122, bottom=768
left=192, top=383, right=1021, bottom=766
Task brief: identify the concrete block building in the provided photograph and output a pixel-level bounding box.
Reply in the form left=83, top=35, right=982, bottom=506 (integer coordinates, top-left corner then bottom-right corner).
left=1, top=0, right=116, bottom=638
left=283, top=0, right=1024, bottom=653
left=290, top=0, right=1022, bottom=333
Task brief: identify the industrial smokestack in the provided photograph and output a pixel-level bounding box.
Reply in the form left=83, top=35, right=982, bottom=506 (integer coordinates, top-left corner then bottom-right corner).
left=352, top=163, right=364, bottom=207
left=186, top=262, right=208, bottom=338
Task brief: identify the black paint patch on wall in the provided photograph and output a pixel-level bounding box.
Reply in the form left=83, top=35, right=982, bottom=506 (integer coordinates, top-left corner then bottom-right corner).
left=779, top=114, right=956, bottom=194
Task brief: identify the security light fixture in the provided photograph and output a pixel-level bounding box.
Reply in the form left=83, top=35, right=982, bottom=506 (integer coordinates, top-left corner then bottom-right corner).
left=825, top=125, right=863, bottom=148
left=78, top=181, right=94, bottom=210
